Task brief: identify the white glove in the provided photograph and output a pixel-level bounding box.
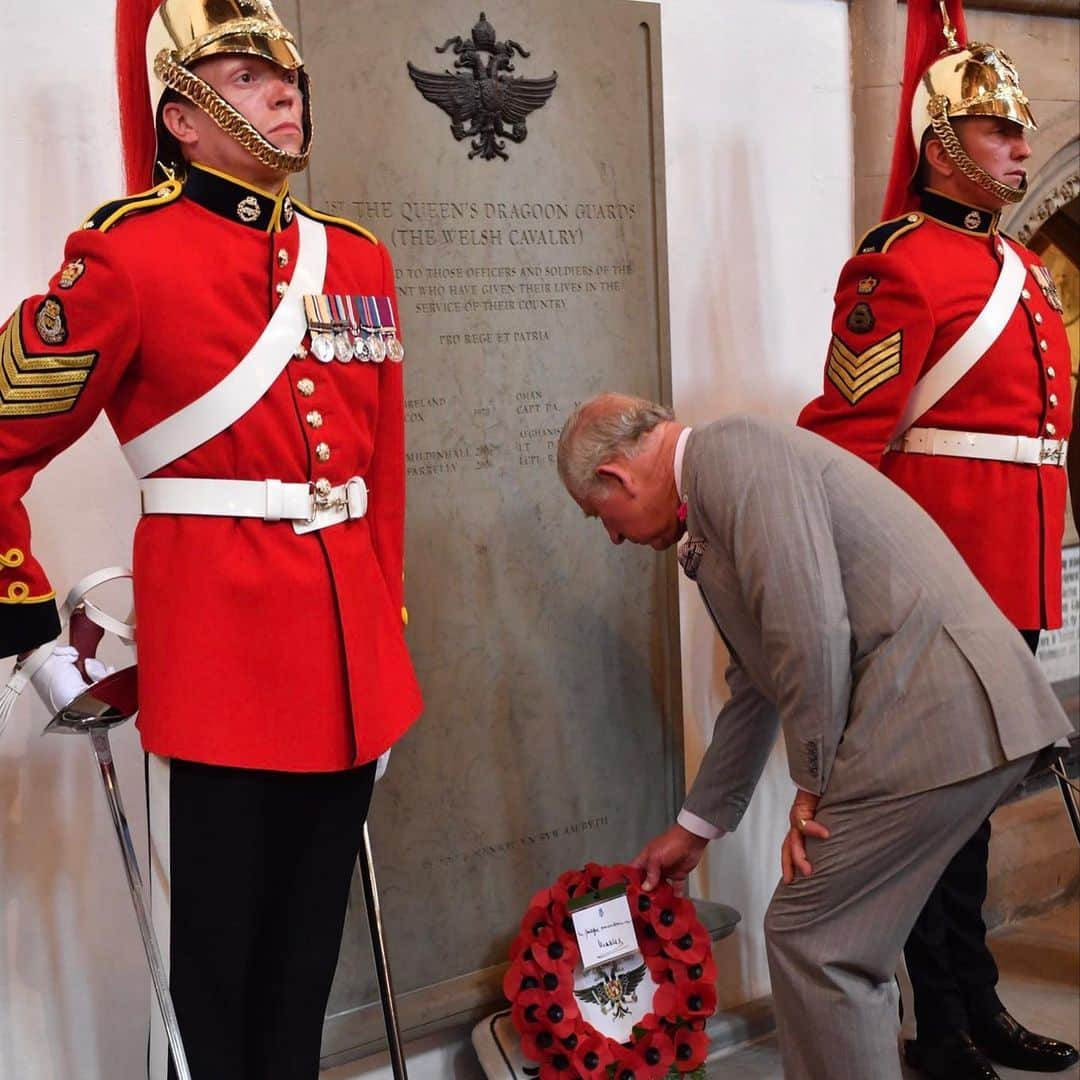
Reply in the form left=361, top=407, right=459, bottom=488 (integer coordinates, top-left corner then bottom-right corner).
left=29, top=646, right=91, bottom=713
left=28, top=647, right=116, bottom=714
left=84, top=658, right=114, bottom=683
left=375, top=749, right=391, bottom=783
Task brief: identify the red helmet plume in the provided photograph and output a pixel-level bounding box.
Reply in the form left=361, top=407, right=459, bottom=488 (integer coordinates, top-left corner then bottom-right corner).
left=881, top=0, right=969, bottom=219
left=116, top=0, right=163, bottom=193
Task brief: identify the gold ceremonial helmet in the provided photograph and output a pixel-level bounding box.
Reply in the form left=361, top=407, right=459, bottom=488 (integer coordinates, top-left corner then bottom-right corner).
left=910, top=7, right=1036, bottom=204
left=146, top=0, right=312, bottom=179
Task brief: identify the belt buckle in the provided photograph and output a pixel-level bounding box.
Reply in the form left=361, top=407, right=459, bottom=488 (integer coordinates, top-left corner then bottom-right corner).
left=343, top=477, right=367, bottom=519
left=307, top=478, right=338, bottom=522
left=1039, top=441, right=1063, bottom=466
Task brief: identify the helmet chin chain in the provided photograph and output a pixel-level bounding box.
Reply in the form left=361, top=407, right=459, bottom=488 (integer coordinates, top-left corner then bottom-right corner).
left=154, top=50, right=312, bottom=175
left=928, top=96, right=1026, bottom=206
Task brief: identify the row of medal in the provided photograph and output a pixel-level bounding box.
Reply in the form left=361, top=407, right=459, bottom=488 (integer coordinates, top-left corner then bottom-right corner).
left=302, top=294, right=405, bottom=364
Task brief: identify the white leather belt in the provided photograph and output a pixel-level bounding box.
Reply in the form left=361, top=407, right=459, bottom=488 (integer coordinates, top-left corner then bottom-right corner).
left=139, top=477, right=368, bottom=535
left=889, top=427, right=1067, bottom=466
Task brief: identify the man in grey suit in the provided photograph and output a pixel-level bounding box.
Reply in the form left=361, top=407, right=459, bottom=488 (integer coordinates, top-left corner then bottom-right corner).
left=555, top=393, right=1071, bottom=1080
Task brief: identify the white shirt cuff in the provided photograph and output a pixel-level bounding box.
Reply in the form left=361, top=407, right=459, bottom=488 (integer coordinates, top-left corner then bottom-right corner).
left=677, top=809, right=723, bottom=840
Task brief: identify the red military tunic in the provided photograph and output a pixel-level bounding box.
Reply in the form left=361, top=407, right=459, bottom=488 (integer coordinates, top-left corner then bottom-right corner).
left=799, top=189, right=1072, bottom=630
left=0, top=163, right=423, bottom=769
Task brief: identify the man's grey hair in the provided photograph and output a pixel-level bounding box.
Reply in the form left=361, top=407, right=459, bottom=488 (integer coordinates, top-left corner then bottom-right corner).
left=557, top=393, right=673, bottom=501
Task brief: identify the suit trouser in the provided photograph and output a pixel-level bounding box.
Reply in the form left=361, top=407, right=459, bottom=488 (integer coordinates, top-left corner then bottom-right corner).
left=147, top=755, right=376, bottom=1080
left=764, top=754, right=1034, bottom=1080
left=901, top=628, right=1041, bottom=1040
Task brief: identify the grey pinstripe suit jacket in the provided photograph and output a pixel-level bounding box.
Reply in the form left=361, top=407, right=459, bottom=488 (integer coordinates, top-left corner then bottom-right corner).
left=679, top=416, right=1071, bottom=833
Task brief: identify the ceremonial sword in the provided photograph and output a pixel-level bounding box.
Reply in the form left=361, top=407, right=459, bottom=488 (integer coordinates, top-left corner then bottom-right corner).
left=1051, top=749, right=1080, bottom=847
left=45, top=611, right=192, bottom=1080
left=49, top=611, right=410, bottom=1078
left=357, top=822, right=410, bottom=1079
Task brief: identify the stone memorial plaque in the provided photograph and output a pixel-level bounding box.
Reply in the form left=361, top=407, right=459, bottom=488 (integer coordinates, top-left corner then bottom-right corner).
left=292, top=1, right=676, bottom=1062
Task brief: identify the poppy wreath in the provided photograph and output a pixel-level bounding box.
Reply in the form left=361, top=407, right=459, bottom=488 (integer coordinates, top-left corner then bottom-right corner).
left=504, top=863, right=717, bottom=1080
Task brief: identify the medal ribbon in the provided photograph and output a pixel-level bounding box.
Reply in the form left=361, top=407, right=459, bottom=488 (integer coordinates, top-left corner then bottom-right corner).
left=375, top=296, right=397, bottom=334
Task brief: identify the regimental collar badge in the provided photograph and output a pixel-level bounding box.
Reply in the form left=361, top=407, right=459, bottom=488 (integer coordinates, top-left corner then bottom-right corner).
left=58, top=258, right=85, bottom=290
left=184, top=166, right=293, bottom=232
left=407, top=11, right=558, bottom=161
left=677, top=535, right=706, bottom=580
left=921, top=189, right=999, bottom=236
left=1030, top=265, right=1064, bottom=313
left=237, top=196, right=261, bottom=224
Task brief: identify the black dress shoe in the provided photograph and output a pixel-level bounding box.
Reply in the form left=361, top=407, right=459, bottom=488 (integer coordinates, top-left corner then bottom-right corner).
left=904, top=1032, right=1000, bottom=1079
left=970, top=1009, right=1080, bottom=1072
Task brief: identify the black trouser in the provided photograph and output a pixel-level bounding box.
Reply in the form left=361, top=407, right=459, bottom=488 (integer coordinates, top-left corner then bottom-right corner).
left=152, top=757, right=376, bottom=1080
left=903, top=628, right=1041, bottom=1041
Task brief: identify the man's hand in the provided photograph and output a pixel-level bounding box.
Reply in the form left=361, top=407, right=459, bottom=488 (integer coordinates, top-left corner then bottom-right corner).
left=781, top=790, right=831, bottom=884
left=632, top=823, right=709, bottom=896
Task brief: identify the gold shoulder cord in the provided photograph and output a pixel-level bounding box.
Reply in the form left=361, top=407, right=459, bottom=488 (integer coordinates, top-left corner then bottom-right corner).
left=153, top=51, right=312, bottom=175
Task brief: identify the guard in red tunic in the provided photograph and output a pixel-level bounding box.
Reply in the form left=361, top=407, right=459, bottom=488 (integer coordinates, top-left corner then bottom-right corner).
left=0, top=1, right=422, bottom=1075
left=799, top=3, right=1075, bottom=1078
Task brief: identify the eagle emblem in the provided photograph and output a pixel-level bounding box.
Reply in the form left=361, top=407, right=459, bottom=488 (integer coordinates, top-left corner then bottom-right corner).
left=407, top=11, right=557, bottom=161
left=573, top=962, right=648, bottom=1021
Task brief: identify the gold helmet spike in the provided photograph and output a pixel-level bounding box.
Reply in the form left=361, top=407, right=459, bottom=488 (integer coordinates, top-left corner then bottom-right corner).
left=938, top=0, right=960, bottom=52
left=910, top=10, right=1037, bottom=205
left=146, top=0, right=312, bottom=178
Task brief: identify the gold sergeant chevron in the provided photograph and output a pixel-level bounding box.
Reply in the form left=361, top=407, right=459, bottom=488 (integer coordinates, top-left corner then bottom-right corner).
left=826, top=330, right=903, bottom=405
left=0, top=304, right=97, bottom=418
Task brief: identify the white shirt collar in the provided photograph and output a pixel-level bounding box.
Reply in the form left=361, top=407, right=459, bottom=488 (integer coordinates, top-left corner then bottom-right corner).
left=673, top=426, right=692, bottom=501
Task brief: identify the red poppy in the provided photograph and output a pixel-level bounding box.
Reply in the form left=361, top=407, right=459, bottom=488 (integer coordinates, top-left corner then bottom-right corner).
left=521, top=904, right=553, bottom=938
left=532, top=926, right=579, bottom=974
left=649, top=897, right=694, bottom=941
left=671, top=953, right=717, bottom=986
left=597, top=864, right=633, bottom=890
left=609, top=1042, right=661, bottom=1079
left=644, top=952, right=675, bottom=984
left=533, top=983, right=579, bottom=1039
left=538, top=1050, right=577, bottom=1079
left=556, top=868, right=584, bottom=893
left=520, top=1029, right=559, bottom=1063
left=664, top=922, right=710, bottom=965
left=672, top=1024, right=710, bottom=1071
left=653, top=979, right=717, bottom=1021
left=503, top=953, right=550, bottom=1002
left=572, top=1035, right=615, bottom=1079
left=527, top=885, right=553, bottom=910
left=536, top=962, right=575, bottom=1000
left=637, top=921, right=664, bottom=957
left=636, top=1029, right=676, bottom=1076
left=634, top=1011, right=662, bottom=1033
left=677, top=980, right=718, bottom=1019
left=512, top=988, right=548, bottom=1035
left=502, top=961, right=524, bottom=1002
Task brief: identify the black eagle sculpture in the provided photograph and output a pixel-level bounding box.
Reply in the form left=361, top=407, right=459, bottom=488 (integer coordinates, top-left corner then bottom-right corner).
left=407, top=12, right=557, bottom=161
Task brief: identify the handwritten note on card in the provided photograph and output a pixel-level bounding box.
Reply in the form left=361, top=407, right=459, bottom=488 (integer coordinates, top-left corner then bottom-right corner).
left=568, top=886, right=639, bottom=971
